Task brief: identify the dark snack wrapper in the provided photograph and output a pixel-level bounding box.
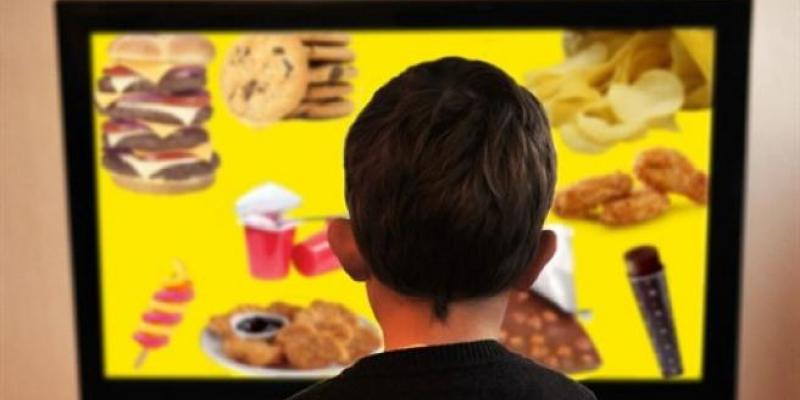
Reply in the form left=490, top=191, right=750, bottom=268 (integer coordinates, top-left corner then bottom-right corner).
left=501, top=290, right=601, bottom=374
left=625, top=246, right=683, bottom=378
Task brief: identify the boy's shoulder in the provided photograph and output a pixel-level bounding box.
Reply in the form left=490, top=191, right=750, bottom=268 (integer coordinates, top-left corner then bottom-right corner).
left=285, top=350, right=596, bottom=400
left=507, top=355, right=597, bottom=400
left=283, top=374, right=361, bottom=400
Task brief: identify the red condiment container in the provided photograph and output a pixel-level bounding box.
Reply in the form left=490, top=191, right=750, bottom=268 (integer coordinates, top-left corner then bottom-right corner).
left=292, top=229, right=341, bottom=276
left=244, top=223, right=296, bottom=280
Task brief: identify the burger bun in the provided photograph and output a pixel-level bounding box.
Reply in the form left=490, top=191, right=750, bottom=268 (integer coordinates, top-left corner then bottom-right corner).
left=110, top=173, right=214, bottom=195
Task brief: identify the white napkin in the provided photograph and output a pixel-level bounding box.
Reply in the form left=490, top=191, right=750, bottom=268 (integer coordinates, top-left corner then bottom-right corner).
left=532, top=224, right=578, bottom=313
left=236, top=182, right=301, bottom=219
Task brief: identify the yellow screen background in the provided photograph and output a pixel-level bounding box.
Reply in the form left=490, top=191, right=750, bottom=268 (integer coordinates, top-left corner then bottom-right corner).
left=91, top=30, right=710, bottom=380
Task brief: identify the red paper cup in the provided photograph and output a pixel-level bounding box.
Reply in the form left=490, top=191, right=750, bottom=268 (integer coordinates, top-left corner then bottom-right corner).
left=244, top=224, right=296, bottom=279
left=292, top=230, right=341, bottom=276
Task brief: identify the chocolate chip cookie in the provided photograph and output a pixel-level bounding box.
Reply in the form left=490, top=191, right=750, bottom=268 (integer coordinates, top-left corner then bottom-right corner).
left=221, top=34, right=309, bottom=127
left=288, top=99, right=354, bottom=119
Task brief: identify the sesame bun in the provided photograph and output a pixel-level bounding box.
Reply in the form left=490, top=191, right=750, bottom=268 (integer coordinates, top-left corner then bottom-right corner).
left=108, top=34, right=215, bottom=65
left=110, top=173, right=214, bottom=195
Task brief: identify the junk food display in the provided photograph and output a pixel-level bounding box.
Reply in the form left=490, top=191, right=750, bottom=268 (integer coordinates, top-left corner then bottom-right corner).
left=92, top=29, right=713, bottom=381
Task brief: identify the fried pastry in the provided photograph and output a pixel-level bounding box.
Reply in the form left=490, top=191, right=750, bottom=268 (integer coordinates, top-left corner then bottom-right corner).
left=554, top=172, right=633, bottom=217
left=599, top=189, right=671, bottom=225
left=634, top=148, right=707, bottom=204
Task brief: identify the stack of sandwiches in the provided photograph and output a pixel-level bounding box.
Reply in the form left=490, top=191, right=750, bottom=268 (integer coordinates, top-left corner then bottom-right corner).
left=95, top=34, right=219, bottom=194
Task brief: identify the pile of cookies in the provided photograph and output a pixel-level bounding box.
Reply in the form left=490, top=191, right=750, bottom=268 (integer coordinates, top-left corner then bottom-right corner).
left=207, top=300, right=381, bottom=370
left=221, top=32, right=356, bottom=128
left=553, top=148, right=707, bottom=226
left=501, top=290, right=601, bottom=373
left=289, top=32, right=356, bottom=120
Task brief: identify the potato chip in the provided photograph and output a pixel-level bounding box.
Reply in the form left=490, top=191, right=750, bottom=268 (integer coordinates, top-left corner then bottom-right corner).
left=527, top=29, right=711, bottom=153
left=558, top=123, right=611, bottom=154
left=649, top=115, right=680, bottom=132
left=670, top=37, right=710, bottom=109
left=613, top=44, right=672, bottom=84
left=672, top=29, right=714, bottom=81
left=557, top=42, right=609, bottom=72
left=546, top=98, right=589, bottom=127
left=607, top=69, right=684, bottom=123
left=683, top=84, right=711, bottom=109
left=605, top=31, right=670, bottom=86
left=563, top=30, right=633, bottom=57
left=575, top=105, right=647, bottom=144
left=529, top=42, right=609, bottom=81
left=528, top=73, right=568, bottom=101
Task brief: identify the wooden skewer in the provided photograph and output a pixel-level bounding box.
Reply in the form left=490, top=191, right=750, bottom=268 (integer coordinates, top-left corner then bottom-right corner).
left=134, top=349, right=148, bottom=369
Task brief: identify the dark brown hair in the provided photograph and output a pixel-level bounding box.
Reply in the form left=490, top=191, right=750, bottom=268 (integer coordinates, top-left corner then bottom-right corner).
left=344, top=57, right=556, bottom=320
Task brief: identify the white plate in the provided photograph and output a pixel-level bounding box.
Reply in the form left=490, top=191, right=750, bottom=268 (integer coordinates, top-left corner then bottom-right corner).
left=201, top=319, right=381, bottom=379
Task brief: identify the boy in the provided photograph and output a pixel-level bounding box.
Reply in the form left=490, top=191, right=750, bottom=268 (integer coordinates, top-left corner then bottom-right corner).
left=289, top=57, right=595, bottom=400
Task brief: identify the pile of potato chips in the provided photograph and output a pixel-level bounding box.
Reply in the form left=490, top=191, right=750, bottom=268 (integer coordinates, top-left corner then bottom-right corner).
left=527, top=29, right=713, bottom=153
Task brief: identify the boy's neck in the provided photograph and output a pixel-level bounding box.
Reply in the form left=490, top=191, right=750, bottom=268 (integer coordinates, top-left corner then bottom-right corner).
left=366, top=280, right=509, bottom=351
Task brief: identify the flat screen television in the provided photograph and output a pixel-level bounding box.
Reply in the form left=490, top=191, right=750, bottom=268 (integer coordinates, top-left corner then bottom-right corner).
left=56, top=1, right=751, bottom=399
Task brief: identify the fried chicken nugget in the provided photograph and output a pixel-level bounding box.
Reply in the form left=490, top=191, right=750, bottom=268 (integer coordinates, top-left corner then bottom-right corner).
left=599, top=189, right=670, bottom=225
left=634, top=148, right=708, bottom=204
left=309, top=300, right=359, bottom=327
left=207, top=314, right=234, bottom=338
left=266, top=301, right=303, bottom=321
left=316, top=319, right=356, bottom=344
left=222, top=337, right=285, bottom=366
left=291, top=304, right=357, bottom=362
left=346, top=326, right=382, bottom=363
left=554, top=172, right=634, bottom=217
left=277, top=323, right=350, bottom=369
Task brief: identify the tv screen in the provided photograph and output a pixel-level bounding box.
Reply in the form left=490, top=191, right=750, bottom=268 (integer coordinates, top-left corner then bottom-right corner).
left=58, top=2, right=750, bottom=399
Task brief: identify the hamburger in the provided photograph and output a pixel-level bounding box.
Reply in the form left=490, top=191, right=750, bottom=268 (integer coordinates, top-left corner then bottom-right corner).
left=101, top=119, right=219, bottom=193
left=95, top=34, right=219, bottom=194
left=95, top=34, right=214, bottom=110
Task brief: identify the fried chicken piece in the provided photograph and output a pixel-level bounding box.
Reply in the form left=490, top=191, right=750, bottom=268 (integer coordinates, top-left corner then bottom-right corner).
left=292, top=301, right=359, bottom=333
left=212, top=300, right=382, bottom=370
left=634, top=148, right=708, bottom=204
left=316, top=319, right=356, bottom=343
left=554, top=172, right=634, bottom=217
left=232, top=304, right=269, bottom=313
left=207, top=314, right=234, bottom=338
left=346, top=326, right=382, bottom=363
left=308, top=300, right=360, bottom=327
left=222, top=337, right=285, bottom=366
left=266, top=301, right=303, bottom=321
left=277, top=323, right=350, bottom=369
left=598, top=189, right=670, bottom=225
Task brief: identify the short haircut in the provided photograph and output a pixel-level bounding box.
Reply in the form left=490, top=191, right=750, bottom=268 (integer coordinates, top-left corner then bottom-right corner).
left=344, top=57, right=556, bottom=320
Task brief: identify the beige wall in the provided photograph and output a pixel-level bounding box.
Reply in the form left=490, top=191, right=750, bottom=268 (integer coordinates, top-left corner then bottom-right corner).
left=1, top=1, right=797, bottom=399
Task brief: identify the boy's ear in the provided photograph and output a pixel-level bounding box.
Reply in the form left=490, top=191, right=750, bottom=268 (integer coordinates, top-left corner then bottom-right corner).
left=328, top=218, right=371, bottom=282
left=513, top=230, right=557, bottom=290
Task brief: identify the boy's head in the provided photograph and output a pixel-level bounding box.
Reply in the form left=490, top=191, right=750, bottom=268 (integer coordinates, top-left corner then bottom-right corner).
left=330, top=57, right=556, bottom=320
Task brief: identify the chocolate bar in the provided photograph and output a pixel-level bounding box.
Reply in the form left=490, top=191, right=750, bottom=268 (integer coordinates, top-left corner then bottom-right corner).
left=625, top=246, right=683, bottom=378
left=501, top=290, right=601, bottom=373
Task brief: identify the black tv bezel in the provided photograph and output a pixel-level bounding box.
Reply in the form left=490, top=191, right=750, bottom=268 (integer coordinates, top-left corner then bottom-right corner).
left=56, top=1, right=751, bottom=399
